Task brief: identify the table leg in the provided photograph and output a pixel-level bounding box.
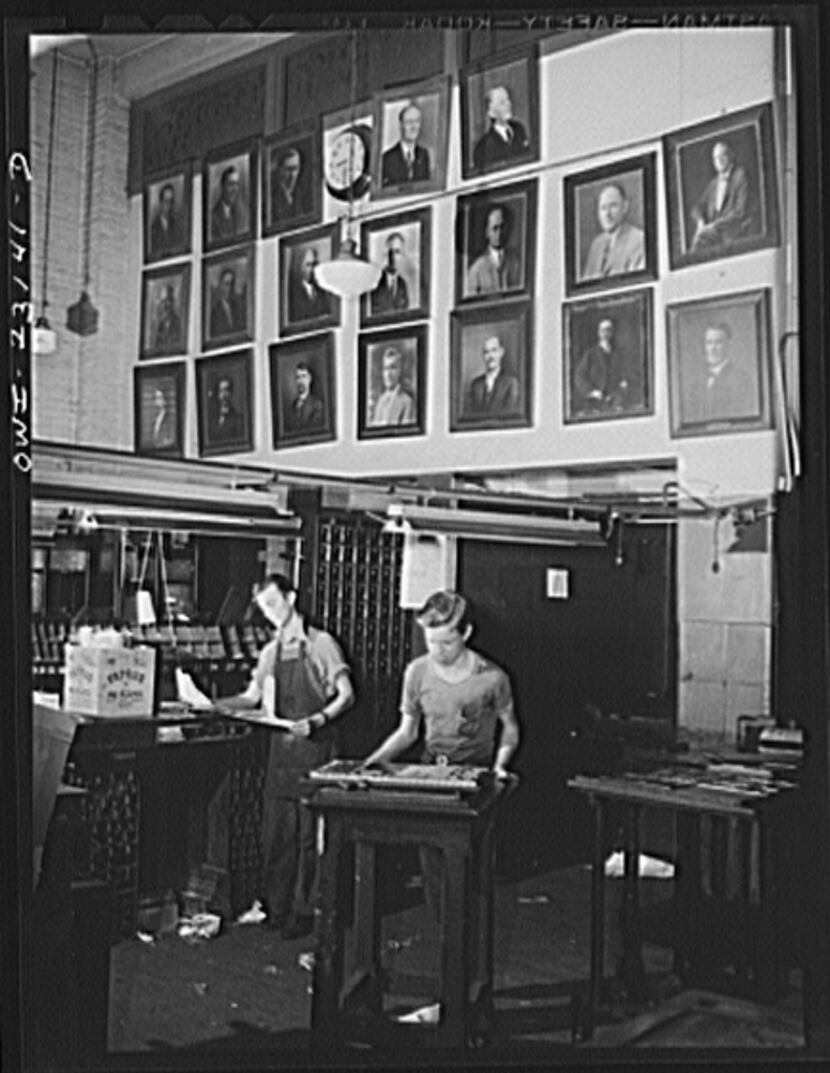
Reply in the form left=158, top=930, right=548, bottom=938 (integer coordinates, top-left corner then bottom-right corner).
left=617, top=803, right=648, bottom=1000
left=310, top=818, right=344, bottom=1047
left=468, top=819, right=494, bottom=1046
left=340, top=842, right=382, bottom=1016
left=581, top=798, right=606, bottom=1040
left=441, top=847, right=468, bottom=1047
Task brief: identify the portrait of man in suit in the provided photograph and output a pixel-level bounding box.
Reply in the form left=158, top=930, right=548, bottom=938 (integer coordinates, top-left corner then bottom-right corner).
left=284, top=362, right=325, bottom=432
left=370, top=232, right=410, bottom=315
left=381, top=102, right=431, bottom=187
left=690, top=140, right=755, bottom=252
left=472, top=85, right=530, bottom=173
left=582, top=182, right=646, bottom=281
left=270, top=146, right=307, bottom=225
left=207, top=375, right=244, bottom=444
left=466, top=203, right=522, bottom=297
left=152, top=283, right=183, bottom=351
left=464, top=333, right=522, bottom=418
left=687, top=321, right=757, bottom=424
left=149, top=386, right=176, bottom=449
left=572, top=317, right=641, bottom=416
left=148, top=181, right=185, bottom=260
left=288, top=245, right=332, bottom=324
left=210, top=164, right=247, bottom=244
left=369, top=346, right=416, bottom=428
left=209, top=267, right=246, bottom=340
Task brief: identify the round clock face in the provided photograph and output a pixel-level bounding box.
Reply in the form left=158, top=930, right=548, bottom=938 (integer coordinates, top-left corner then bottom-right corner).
left=325, top=125, right=371, bottom=201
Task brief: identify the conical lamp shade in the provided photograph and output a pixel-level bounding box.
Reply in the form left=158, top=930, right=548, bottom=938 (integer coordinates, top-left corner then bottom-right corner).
left=316, top=239, right=381, bottom=299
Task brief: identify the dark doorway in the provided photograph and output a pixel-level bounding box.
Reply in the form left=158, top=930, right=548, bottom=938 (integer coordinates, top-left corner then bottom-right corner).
left=458, top=524, right=676, bottom=876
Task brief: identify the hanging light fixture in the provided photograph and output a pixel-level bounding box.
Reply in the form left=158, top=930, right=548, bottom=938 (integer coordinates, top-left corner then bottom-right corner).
left=33, top=46, right=59, bottom=356
left=66, top=39, right=99, bottom=337
left=315, top=29, right=382, bottom=300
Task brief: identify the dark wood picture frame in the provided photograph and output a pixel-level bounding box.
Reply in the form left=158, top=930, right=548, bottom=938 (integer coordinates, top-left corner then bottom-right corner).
left=666, top=288, right=773, bottom=438
left=372, top=74, right=450, bottom=200
left=269, top=332, right=336, bottom=449
left=195, top=348, right=254, bottom=458
left=563, top=289, right=654, bottom=425
left=357, top=325, right=427, bottom=440
left=202, top=140, right=258, bottom=253
left=279, top=223, right=341, bottom=338
left=460, top=43, right=539, bottom=180
left=564, top=153, right=657, bottom=297
left=456, top=179, right=536, bottom=305
left=261, top=121, right=321, bottom=237
left=360, top=208, right=430, bottom=328
left=143, top=164, right=191, bottom=264
left=134, top=361, right=186, bottom=458
left=139, top=262, right=191, bottom=359
left=664, top=102, right=780, bottom=269
left=450, top=298, right=532, bottom=432
left=202, top=246, right=255, bottom=352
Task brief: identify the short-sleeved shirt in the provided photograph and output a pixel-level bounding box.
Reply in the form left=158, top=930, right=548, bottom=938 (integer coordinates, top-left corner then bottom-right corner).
left=401, top=652, right=514, bottom=766
left=251, top=615, right=350, bottom=701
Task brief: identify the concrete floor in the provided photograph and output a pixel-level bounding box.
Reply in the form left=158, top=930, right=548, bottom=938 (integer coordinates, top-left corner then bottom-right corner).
left=106, top=863, right=804, bottom=1062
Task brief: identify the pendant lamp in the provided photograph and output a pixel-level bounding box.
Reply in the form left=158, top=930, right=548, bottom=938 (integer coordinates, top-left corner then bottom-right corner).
left=33, top=47, right=59, bottom=356
left=315, top=30, right=381, bottom=300
left=66, top=40, right=99, bottom=337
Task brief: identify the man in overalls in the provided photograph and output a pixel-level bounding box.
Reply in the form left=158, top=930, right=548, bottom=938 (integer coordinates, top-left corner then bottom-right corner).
left=224, top=574, right=354, bottom=938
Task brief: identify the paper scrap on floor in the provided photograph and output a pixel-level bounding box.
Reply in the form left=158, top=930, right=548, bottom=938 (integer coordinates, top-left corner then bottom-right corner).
left=236, top=900, right=267, bottom=925
left=396, top=1003, right=442, bottom=1024
left=604, top=851, right=675, bottom=878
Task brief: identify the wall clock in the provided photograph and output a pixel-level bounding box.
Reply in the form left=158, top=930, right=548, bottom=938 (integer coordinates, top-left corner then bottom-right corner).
left=325, top=123, right=372, bottom=201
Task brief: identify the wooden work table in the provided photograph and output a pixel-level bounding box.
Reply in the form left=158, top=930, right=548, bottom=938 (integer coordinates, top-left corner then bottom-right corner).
left=568, top=762, right=801, bottom=1041
left=304, top=775, right=507, bottom=1051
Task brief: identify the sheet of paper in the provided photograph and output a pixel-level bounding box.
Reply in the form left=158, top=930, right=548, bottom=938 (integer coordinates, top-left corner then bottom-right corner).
left=227, top=710, right=295, bottom=730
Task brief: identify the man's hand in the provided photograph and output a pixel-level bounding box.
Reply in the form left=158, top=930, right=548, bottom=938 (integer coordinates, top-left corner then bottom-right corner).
left=355, top=758, right=395, bottom=775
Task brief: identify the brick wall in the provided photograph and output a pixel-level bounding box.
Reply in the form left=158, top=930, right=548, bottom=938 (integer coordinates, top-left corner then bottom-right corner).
left=31, top=51, right=132, bottom=449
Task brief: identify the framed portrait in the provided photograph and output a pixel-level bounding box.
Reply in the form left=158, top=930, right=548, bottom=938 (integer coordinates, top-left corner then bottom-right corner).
left=666, top=288, right=773, bottom=438
left=664, top=102, right=780, bottom=269
left=143, top=165, right=191, bottom=264
left=195, top=348, right=254, bottom=458
left=202, top=246, right=254, bottom=352
left=261, top=121, right=321, bottom=237
left=279, top=223, right=341, bottom=338
left=357, top=325, right=427, bottom=441
left=139, top=262, right=190, bottom=359
left=455, top=179, right=536, bottom=305
left=134, top=361, right=185, bottom=457
left=371, top=75, right=450, bottom=200
left=359, top=208, right=430, bottom=328
left=563, top=289, right=653, bottom=425
left=459, top=43, right=539, bottom=181
left=564, top=153, right=657, bottom=297
left=269, top=333, right=336, bottom=449
left=450, top=298, right=532, bottom=432
left=322, top=100, right=374, bottom=222
left=202, top=140, right=257, bottom=253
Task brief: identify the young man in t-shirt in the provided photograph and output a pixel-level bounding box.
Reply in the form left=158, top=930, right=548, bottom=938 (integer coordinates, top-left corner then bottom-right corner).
left=361, top=590, right=520, bottom=915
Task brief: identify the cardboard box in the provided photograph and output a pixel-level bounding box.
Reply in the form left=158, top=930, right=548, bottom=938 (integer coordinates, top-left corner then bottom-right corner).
left=63, top=644, right=157, bottom=718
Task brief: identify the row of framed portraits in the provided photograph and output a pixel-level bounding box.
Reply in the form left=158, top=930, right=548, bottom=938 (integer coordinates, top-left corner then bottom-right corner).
left=142, top=42, right=542, bottom=266
left=141, top=94, right=780, bottom=363
left=135, top=286, right=774, bottom=461
left=144, top=90, right=780, bottom=277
